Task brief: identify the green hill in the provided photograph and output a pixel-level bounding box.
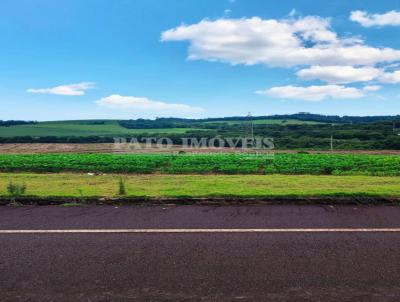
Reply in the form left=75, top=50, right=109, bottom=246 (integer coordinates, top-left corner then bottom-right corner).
left=0, top=120, right=191, bottom=137
left=0, top=118, right=321, bottom=138
left=0, top=114, right=399, bottom=150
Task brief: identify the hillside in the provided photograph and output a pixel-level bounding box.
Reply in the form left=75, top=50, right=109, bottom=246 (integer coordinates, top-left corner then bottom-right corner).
left=0, top=113, right=399, bottom=150
left=0, top=120, right=191, bottom=138
left=0, top=116, right=326, bottom=138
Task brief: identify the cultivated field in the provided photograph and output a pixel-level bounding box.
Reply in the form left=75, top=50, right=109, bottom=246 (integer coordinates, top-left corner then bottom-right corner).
left=0, top=120, right=191, bottom=137
left=0, top=152, right=399, bottom=202
left=0, top=114, right=399, bottom=202
left=1, top=115, right=399, bottom=150
left=0, top=118, right=324, bottom=138
left=0, top=153, right=399, bottom=175
left=2, top=144, right=400, bottom=155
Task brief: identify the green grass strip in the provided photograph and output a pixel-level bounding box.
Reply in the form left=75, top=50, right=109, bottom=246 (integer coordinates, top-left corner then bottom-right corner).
left=1, top=173, right=400, bottom=198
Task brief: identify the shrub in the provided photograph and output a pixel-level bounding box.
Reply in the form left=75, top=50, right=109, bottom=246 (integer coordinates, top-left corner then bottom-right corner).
left=7, top=182, right=26, bottom=197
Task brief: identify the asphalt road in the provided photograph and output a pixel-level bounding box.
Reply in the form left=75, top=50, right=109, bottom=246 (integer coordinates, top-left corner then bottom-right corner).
left=1, top=205, right=400, bottom=301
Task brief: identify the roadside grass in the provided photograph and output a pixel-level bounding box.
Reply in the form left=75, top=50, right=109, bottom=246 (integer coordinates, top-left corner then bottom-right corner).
left=0, top=173, right=399, bottom=198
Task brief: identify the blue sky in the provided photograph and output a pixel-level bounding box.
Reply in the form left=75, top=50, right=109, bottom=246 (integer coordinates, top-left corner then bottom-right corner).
left=1, top=0, right=400, bottom=121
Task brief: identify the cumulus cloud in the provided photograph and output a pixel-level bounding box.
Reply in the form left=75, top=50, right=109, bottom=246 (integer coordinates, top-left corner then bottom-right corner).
left=363, top=85, right=381, bottom=92
left=163, top=14, right=400, bottom=101
left=296, top=66, right=383, bottom=84
left=379, top=70, right=400, bottom=83
left=96, top=95, right=204, bottom=114
left=350, top=10, right=400, bottom=27
left=27, top=82, right=95, bottom=96
left=297, top=65, right=400, bottom=84
left=255, top=85, right=370, bottom=101
left=161, top=16, right=400, bottom=67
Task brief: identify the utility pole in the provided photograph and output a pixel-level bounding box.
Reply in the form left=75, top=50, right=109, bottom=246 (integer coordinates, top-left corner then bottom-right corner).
left=247, top=112, right=254, bottom=148
left=330, top=135, right=333, bottom=152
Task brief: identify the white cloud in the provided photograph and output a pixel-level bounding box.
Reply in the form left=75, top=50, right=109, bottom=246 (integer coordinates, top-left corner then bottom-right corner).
left=27, top=82, right=95, bottom=96
left=224, top=9, right=232, bottom=16
left=161, top=16, right=400, bottom=67
left=296, top=65, right=400, bottom=85
left=379, top=70, right=400, bottom=83
left=296, top=65, right=383, bottom=84
left=256, top=85, right=367, bottom=101
left=96, top=95, right=204, bottom=114
left=288, top=9, right=297, bottom=17
left=296, top=65, right=400, bottom=84
left=363, top=85, right=381, bottom=92
left=350, top=10, right=400, bottom=27
left=163, top=14, right=400, bottom=102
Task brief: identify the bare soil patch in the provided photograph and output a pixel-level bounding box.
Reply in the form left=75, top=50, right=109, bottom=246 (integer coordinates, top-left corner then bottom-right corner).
left=0, top=143, right=399, bottom=155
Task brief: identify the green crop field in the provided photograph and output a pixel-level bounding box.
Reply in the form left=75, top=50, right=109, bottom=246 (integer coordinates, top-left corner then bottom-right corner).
left=0, top=120, right=191, bottom=137
left=0, top=173, right=399, bottom=198
left=0, top=153, right=399, bottom=176
left=0, top=118, right=323, bottom=137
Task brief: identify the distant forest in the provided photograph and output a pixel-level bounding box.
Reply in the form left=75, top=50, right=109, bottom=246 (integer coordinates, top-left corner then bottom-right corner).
left=119, top=113, right=400, bottom=129
left=1, top=113, right=400, bottom=150
left=0, top=120, right=37, bottom=127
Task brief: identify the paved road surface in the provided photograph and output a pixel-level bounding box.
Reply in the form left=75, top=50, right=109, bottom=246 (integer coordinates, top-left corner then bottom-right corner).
left=1, top=205, right=400, bottom=301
